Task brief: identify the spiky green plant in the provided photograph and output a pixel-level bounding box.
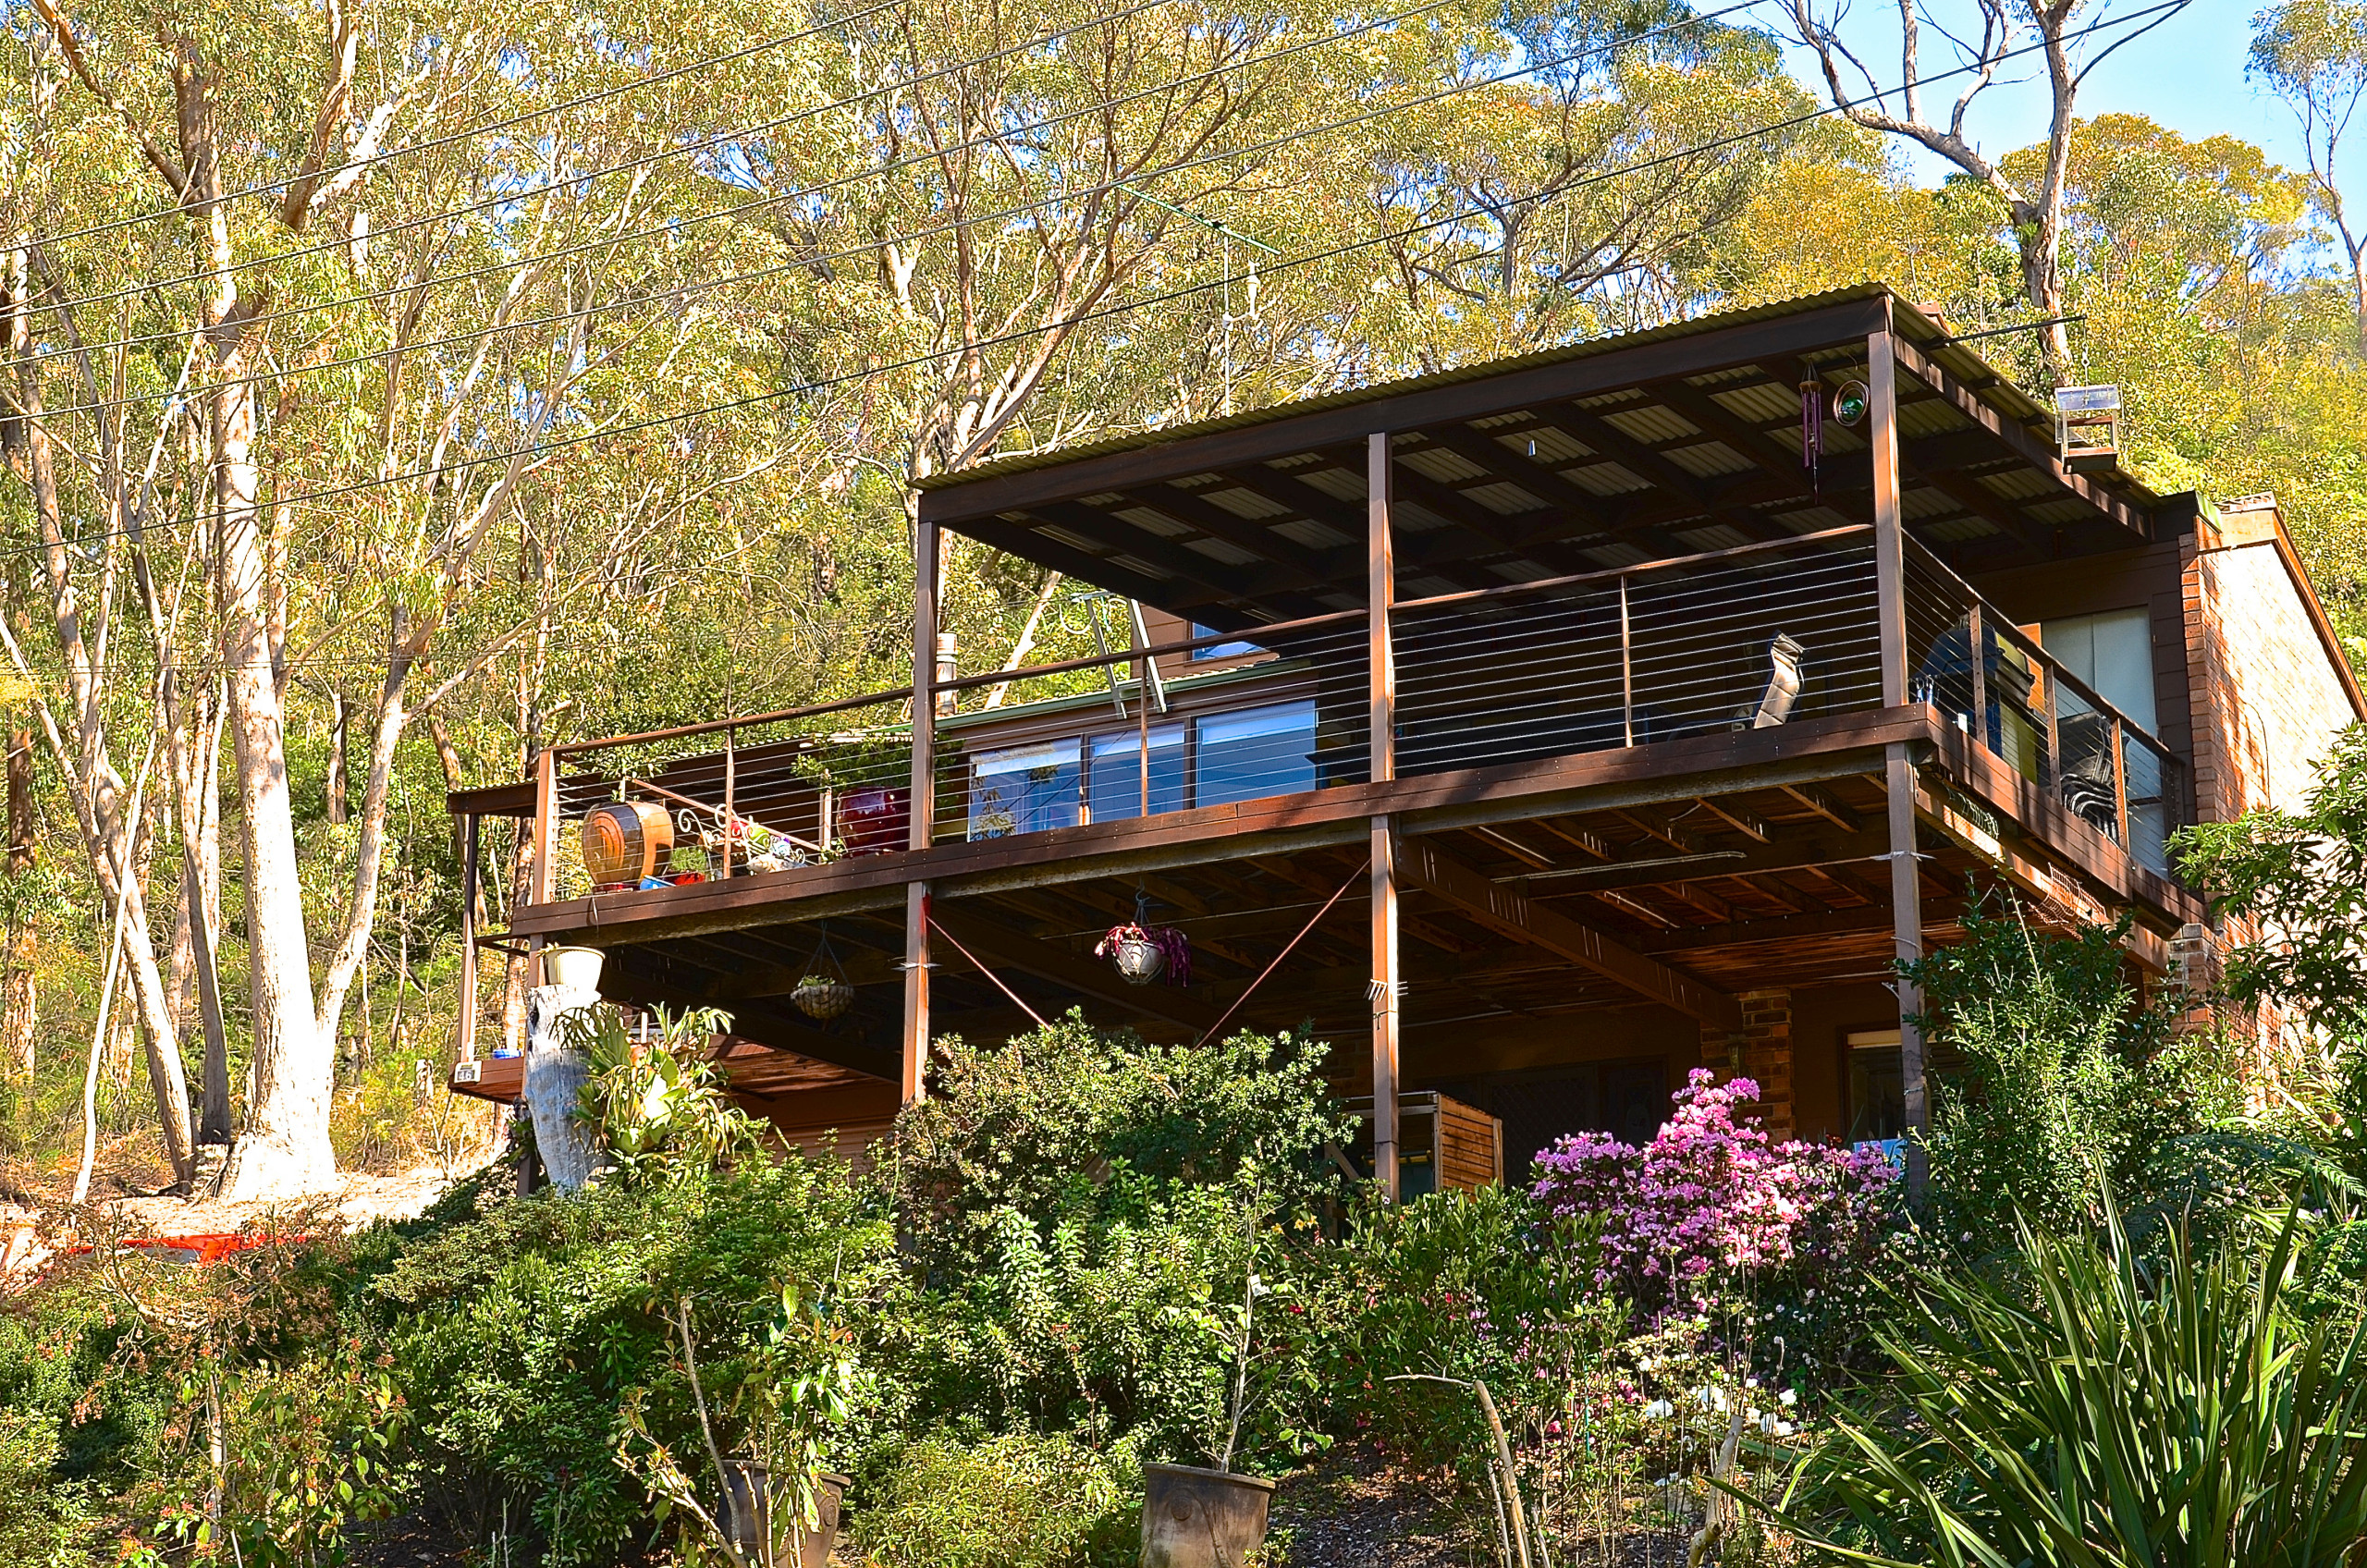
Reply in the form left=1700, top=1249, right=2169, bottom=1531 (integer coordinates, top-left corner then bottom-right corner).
left=1763, top=1207, right=2367, bottom=1566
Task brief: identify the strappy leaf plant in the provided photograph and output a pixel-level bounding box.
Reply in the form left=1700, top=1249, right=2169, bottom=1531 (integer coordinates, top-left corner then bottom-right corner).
left=1761, top=1205, right=2367, bottom=1566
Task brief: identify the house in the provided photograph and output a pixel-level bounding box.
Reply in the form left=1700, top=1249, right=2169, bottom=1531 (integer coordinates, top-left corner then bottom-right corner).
left=446, top=284, right=2363, bottom=1195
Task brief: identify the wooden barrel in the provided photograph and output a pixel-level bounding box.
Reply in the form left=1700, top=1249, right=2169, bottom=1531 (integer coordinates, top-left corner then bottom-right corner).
left=581, top=801, right=673, bottom=885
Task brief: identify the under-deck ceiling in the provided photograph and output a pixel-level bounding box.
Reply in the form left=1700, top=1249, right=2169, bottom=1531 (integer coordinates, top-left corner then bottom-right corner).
left=595, top=769, right=2029, bottom=1090
left=917, top=287, right=2158, bottom=632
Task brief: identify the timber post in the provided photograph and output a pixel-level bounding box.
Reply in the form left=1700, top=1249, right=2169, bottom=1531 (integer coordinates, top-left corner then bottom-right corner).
left=903, top=510, right=939, bottom=1104
left=1870, top=318, right=1930, bottom=1195
left=529, top=746, right=558, bottom=987
left=1367, top=430, right=1400, bottom=1201
left=458, top=813, right=481, bottom=1065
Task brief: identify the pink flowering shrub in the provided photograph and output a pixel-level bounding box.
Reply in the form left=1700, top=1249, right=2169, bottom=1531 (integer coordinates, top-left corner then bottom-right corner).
left=1532, top=1070, right=1896, bottom=1320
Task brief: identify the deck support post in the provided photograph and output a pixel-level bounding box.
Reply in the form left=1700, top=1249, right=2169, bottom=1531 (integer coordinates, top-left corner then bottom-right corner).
left=1871, top=322, right=1930, bottom=1196
left=1367, top=430, right=1400, bottom=1202
left=903, top=510, right=940, bottom=1104
left=529, top=747, right=557, bottom=986
left=458, top=813, right=480, bottom=1064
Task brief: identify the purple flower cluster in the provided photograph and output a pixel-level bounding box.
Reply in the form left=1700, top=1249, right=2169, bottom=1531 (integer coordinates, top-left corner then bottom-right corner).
left=1531, top=1070, right=1895, bottom=1313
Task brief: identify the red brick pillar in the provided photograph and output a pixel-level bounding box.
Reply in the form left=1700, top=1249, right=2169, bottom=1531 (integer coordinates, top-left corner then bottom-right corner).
left=1704, top=987, right=1794, bottom=1141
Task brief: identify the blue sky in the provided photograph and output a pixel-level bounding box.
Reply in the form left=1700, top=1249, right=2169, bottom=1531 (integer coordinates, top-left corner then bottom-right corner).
left=1758, top=0, right=2351, bottom=192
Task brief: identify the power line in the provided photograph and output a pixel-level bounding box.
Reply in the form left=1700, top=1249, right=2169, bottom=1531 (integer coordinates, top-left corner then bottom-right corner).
left=19, top=0, right=1750, bottom=423
left=13, top=0, right=905, bottom=255
left=14, top=0, right=1489, bottom=394
left=8, top=0, right=1227, bottom=333
left=5, top=0, right=2184, bottom=560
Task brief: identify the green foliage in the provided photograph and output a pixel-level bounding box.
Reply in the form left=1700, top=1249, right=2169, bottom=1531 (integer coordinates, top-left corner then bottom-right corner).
left=1907, top=895, right=2229, bottom=1246
left=367, top=1156, right=893, bottom=1563
left=852, top=1432, right=1135, bottom=1568
left=568, top=1004, right=758, bottom=1185
left=1773, top=1207, right=2367, bottom=1567
left=0, top=1407, right=103, bottom=1567
left=871, top=1016, right=1347, bottom=1464
left=147, top=1343, right=411, bottom=1568
left=1287, top=1183, right=1613, bottom=1464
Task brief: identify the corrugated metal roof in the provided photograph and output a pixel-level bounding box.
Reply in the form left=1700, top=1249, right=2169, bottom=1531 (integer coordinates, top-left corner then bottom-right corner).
left=914, top=282, right=2158, bottom=506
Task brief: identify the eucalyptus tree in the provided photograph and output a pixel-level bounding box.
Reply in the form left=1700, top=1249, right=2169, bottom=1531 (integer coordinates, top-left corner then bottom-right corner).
left=2251, top=0, right=2367, bottom=357
left=1784, top=0, right=2188, bottom=383
left=3, top=0, right=798, bottom=1194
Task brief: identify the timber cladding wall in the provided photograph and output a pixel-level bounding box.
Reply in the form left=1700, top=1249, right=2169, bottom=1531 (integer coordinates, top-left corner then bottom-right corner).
left=2182, top=508, right=2364, bottom=823
left=1437, top=1095, right=1506, bottom=1191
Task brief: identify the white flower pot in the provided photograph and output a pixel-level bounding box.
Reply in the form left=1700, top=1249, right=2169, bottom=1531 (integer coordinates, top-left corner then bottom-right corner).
left=542, top=945, right=606, bottom=993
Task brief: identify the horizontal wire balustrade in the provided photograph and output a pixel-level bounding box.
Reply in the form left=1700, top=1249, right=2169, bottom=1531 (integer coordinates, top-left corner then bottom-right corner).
left=1903, top=539, right=2184, bottom=876
left=523, top=525, right=2182, bottom=902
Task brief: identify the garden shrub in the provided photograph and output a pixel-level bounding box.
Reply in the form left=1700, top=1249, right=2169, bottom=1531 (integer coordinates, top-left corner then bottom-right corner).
left=852, top=1431, right=1134, bottom=1568
left=0, top=1406, right=102, bottom=1567
left=1284, top=1182, right=1614, bottom=1464
left=1531, top=1069, right=1897, bottom=1370
left=1774, top=1204, right=2367, bottom=1565
left=870, top=1016, right=1346, bottom=1464
left=1908, top=897, right=2233, bottom=1249
left=367, top=1152, right=892, bottom=1565
left=0, top=1226, right=406, bottom=1566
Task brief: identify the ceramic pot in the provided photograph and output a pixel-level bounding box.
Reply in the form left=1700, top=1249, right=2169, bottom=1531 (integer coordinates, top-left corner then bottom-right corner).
left=718, top=1462, right=850, bottom=1568
left=840, top=786, right=912, bottom=854
left=1139, top=1463, right=1273, bottom=1568
left=540, top=945, right=606, bottom=993
left=1111, top=935, right=1166, bottom=986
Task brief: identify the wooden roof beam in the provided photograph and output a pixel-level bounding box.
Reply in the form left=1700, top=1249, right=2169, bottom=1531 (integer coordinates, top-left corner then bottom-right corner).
left=1030, top=499, right=1335, bottom=619
left=1411, top=424, right=1694, bottom=561
left=1551, top=403, right=1789, bottom=543
left=1215, top=463, right=1500, bottom=591
left=1115, top=484, right=1349, bottom=588
left=956, top=511, right=1230, bottom=620
left=1890, top=337, right=2150, bottom=540
left=1398, top=832, right=1744, bottom=1029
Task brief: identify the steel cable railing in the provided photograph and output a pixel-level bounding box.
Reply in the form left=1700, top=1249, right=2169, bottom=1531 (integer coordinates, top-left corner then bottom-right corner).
left=1904, top=541, right=2184, bottom=876
left=520, top=526, right=2179, bottom=901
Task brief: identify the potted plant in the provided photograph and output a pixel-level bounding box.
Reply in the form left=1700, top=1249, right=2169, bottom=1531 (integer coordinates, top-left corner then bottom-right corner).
left=1140, top=1192, right=1276, bottom=1568
left=1097, top=898, right=1191, bottom=987
left=790, top=926, right=854, bottom=1022
left=620, top=1283, right=857, bottom=1568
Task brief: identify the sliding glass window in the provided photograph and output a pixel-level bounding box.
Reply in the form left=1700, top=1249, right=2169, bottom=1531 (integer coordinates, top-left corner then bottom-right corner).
left=968, top=739, right=1082, bottom=839
left=1193, top=699, right=1317, bottom=807
left=1088, top=725, right=1185, bottom=822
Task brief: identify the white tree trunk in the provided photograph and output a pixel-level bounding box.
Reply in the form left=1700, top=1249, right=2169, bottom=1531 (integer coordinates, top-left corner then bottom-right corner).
left=216, top=356, right=334, bottom=1200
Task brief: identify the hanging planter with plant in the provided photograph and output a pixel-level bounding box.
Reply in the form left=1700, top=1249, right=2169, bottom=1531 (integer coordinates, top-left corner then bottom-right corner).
left=791, top=924, right=855, bottom=1021
left=1096, top=893, right=1191, bottom=987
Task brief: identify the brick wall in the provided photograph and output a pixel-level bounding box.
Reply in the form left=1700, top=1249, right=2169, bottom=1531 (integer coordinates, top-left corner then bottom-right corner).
left=2182, top=498, right=2363, bottom=824
left=1704, top=986, right=1794, bottom=1141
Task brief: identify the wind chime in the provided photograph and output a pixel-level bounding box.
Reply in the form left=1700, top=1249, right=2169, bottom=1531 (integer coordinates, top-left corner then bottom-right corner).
left=1799, top=374, right=1870, bottom=500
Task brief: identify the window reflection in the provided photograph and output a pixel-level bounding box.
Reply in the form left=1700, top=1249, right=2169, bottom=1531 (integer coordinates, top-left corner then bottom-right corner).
left=1195, top=700, right=1318, bottom=807
left=968, top=739, right=1081, bottom=839
left=1088, top=725, right=1185, bottom=821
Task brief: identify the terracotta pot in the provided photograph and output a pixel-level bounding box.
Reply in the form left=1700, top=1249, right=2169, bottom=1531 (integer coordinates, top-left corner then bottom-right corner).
left=840, top=786, right=912, bottom=855
left=718, top=1462, right=851, bottom=1568
left=1139, top=1463, right=1273, bottom=1568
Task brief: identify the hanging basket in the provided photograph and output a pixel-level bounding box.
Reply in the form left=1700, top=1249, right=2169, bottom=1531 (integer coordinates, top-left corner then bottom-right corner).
left=791, top=925, right=855, bottom=1020
left=1098, top=922, right=1190, bottom=987
left=791, top=974, right=854, bottom=1021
